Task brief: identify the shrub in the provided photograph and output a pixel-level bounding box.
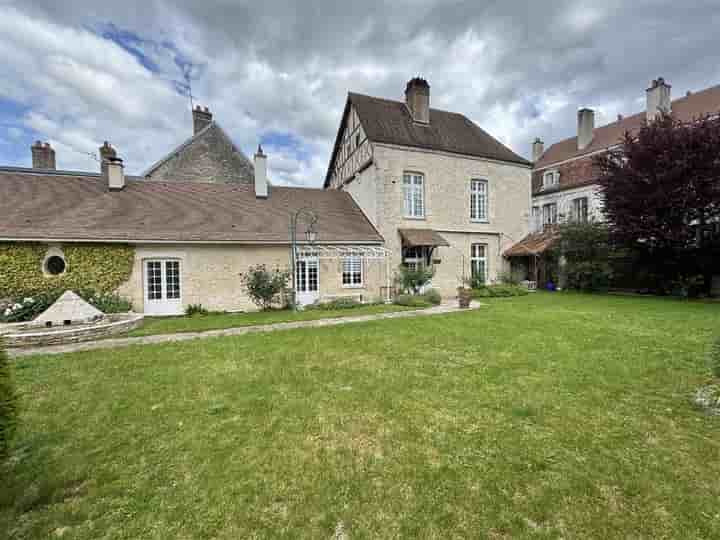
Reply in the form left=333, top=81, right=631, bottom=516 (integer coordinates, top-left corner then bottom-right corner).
left=555, top=220, right=613, bottom=291
left=711, top=337, right=720, bottom=379
left=307, top=297, right=362, bottom=311
left=422, top=288, right=442, bottom=305
left=0, top=340, right=17, bottom=460
left=240, top=265, right=290, bottom=310
left=186, top=304, right=209, bottom=317
left=471, top=284, right=529, bottom=298
left=397, top=265, right=434, bottom=294
left=78, top=289, right=133, bottom=313
left=394, top=294, right=431, bottom=308
left=467, top=274, right=486, bottom=290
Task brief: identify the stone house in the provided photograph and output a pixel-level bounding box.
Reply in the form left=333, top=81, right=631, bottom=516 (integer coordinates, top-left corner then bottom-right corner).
left=0, top=131, right=385, bottom=315
left=325, top=78, right=532, bottom=296
left=505, top=78, right=720, bottom=286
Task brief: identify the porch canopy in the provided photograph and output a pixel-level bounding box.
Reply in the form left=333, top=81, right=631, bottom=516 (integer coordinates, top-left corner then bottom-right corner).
left=504, top=228, right=560, bottom=257
left=398, top=228, right=450, bottom=247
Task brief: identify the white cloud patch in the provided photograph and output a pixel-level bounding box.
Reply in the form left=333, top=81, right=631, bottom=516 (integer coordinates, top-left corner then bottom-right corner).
left=1, top=1, right=720, bottom=182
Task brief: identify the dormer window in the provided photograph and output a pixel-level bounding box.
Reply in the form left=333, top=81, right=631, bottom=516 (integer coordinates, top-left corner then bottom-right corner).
left=543, top=170, right=560, bottom=189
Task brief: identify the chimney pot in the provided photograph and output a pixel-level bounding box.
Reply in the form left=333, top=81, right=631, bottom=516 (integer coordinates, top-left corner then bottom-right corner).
left=405, top=77, right=430, bottom=124
left=646, top=76, right=672, bottom=122
left=254, top=144, right=268, bottom=199
left=532, top=138, right=545, bottom=162
left=192, top=104, right=213, bottom=134
left=107, top=156, right=125, bottom=191
left=31, top=140, right=56, bottom=170
left=577, top=108, right=595, bottom=150
left=99, top=142, right=117, bottom=179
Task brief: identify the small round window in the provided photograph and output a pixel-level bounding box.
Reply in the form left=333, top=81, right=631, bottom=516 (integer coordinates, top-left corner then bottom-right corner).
left=45, top=255, right=66, bottom=276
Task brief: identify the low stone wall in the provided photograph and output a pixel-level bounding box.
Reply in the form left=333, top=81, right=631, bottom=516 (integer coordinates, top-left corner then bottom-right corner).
left=2, top=314, right=144, bottom=348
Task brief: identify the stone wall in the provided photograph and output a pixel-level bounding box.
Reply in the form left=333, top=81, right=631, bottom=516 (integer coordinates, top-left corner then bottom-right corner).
left=117, top=244, right=388, bottom=314
left=146, top=124, right=254, bottom=184
left=343, top=143, right=531, bottom=296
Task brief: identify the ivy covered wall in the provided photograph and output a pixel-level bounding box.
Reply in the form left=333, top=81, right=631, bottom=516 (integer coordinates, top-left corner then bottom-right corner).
left=0, top=243, right=135, bottom=298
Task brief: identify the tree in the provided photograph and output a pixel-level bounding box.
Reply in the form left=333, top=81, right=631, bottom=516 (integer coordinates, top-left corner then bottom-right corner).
left=556, top=220, right=612, bottom=291
left=595, top=113, right=720, bottom=295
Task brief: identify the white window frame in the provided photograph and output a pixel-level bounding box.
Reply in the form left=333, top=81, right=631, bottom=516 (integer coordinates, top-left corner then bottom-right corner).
left=543, top=170, right=559, bottom=189
left=572, top=197, right=589, bottom=223
left=470, top=179, right=488, bottom=222
left=470, top=244, right=487, bottom=285
left=542, top=202, right=558, bottom=225
left=342, top=255, right=363, bottom=288
left=403, top=172, right=425, bottom=219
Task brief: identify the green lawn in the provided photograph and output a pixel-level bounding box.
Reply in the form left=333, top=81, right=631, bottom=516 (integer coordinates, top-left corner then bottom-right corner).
left=127, top=303, right=416, bottom=337
left=3, top=293, right=720, bottom=539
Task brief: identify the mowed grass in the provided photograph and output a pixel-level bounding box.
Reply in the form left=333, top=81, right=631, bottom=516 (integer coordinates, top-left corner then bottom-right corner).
left=3, top=293, right=720, bottom=539
left=126, top=304, right=416, bottom=337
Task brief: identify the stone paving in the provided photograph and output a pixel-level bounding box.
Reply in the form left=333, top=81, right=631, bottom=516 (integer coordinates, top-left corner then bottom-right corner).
left=8, top=302, right=482, bottom=358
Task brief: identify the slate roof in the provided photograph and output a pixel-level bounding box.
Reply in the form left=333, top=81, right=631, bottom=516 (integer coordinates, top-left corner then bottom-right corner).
left=325, top=92, right=530, bottom=186
left=536, top=84, right=720, bottom=169
left=0, top=169, right=382, bottom=244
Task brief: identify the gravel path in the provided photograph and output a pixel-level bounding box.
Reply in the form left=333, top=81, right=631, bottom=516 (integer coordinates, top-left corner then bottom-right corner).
left=8, top=302, right=482, bottom=358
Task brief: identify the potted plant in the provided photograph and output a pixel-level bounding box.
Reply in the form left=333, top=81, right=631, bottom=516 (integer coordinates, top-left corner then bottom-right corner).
left=457, top=286, right=472, bottom=308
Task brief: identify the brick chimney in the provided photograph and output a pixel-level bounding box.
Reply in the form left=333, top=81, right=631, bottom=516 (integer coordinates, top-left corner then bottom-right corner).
left=107, top=156, right=125, bottom=191
left=646, top=77, right=672, bottom=122
left=31, top=141, right=56, bottom=170
left=577, top=108, right=595, bottom=150
left=405, top=77, right=430, bottom=124
left=532, top=138, right=545, bottom=162
left=193, top=105, right=213, bottom=134
left=99, top=141, right=117, bottom=179
left=254, top=145, right=268, bottom=198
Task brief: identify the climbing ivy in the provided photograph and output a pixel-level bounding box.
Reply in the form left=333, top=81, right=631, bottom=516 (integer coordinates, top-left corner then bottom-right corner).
left=0, top=243, right=134, bottom=298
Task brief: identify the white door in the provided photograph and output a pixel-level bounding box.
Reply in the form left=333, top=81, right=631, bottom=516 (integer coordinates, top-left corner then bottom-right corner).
left=295, top=255, right=320, bottom=307
left=144, top=259, right=183, bottom=316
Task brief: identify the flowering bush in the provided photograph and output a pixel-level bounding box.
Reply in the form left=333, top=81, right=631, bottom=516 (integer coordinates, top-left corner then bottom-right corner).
left=0, top=289, right=132, bottom=323
left=240, top=265, right=290, bottom=310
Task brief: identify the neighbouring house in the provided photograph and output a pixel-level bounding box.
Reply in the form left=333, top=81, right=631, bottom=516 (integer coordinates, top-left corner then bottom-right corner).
left=506, top=78, right=720, bottom=287
left=0, top=139, right=386, bottom=315
left=324, top=77, right=532, bottom=296
left=143, top=105, right=255, bottom=184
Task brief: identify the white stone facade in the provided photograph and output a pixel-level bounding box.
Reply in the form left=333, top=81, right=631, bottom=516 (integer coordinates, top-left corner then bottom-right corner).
left=344, top=143, right=532, bottom=296
left=531, top=183, right=604, bottom=232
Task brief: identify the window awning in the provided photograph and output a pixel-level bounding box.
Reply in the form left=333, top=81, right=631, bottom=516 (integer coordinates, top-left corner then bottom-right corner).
left=398, top=228, right=450, bottom=247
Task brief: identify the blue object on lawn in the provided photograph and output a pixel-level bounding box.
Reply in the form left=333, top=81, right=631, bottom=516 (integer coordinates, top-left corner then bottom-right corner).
left=546, top=281, right=556, bottom=291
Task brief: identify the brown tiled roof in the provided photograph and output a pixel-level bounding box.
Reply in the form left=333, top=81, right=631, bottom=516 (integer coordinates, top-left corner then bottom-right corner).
left=324, top=92, right=530, bottom=186
left=536, top=84, right=720, bottom=169
left=398, top=228, right=450, bottom=247
left=504, top=228, right=560, bottom=257
left=0, top=169, right=383, bottom=244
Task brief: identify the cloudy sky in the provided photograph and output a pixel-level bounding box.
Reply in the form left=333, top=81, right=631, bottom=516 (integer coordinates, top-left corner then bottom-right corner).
left=1, top=1, right=720, bottom=186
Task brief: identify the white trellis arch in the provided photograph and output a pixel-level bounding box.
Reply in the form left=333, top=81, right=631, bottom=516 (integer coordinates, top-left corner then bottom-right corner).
left=294, top=245, right=393, bottom=302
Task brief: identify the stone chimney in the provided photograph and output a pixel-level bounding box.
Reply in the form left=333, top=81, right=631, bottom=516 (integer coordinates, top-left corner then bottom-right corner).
left=107, top=156, right=125, bottom=191
left=254, top=145, right=268, bottom=199
left=193, top=105, right=213, bottom=134
left=532, top=138, right=545, bottom=162
left=577, top=108, right=595, bottom=150
left=646, top=77, right=672, bottom=122
left=99, top=141, right=117, bottom=179
left=405, top=77, right=430, bottom=124
left=31, top=141, right=56, bottom=170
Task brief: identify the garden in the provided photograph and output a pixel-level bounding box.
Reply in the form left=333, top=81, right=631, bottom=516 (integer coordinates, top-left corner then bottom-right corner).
left=2, top=292, right=720, bottom=538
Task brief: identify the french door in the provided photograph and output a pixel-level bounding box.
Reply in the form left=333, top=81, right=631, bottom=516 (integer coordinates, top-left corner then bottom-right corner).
left=143, top=259, right=183, bottom=316
left=295, top=255, right=319, bottom=307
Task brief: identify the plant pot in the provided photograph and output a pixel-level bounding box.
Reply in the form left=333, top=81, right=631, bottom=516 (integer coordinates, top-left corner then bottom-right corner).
left=457, top=287, right=472, bottom=308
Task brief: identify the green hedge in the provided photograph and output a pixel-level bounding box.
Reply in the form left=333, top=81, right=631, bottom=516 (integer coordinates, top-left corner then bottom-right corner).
left=471, top=284, right=529, bottom=298
left=0, top=340, right=17, bottom=460
left=0, top=243, right=134, bottom=298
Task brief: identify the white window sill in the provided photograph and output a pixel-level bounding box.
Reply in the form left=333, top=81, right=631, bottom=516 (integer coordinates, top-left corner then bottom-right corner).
left=403, top=215, right=426, bottom=220
left=342, top=284, right=365, bottom=289
left=470, top=219, right=489, bottom=224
